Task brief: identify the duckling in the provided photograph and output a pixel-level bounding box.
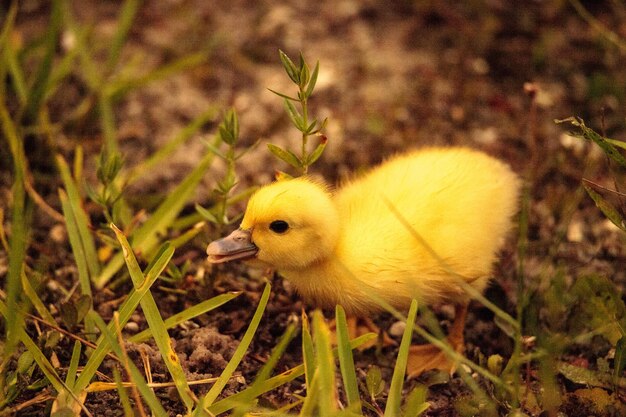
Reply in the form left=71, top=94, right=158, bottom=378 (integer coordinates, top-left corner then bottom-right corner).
left=207, top=147, right=520, bottom=376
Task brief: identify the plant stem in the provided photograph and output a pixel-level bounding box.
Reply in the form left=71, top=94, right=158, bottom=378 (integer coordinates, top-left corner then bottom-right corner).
left=300, top=87, right=309, bottom=175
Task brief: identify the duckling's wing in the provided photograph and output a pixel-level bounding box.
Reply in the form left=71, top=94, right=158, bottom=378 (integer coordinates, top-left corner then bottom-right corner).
left=335, top=148, right=520, bottom=305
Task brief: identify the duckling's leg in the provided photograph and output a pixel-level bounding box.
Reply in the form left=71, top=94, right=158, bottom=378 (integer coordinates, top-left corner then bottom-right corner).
left=330, top=316, right=396, bottom=349
left=406, top=303, right=468, bottom=377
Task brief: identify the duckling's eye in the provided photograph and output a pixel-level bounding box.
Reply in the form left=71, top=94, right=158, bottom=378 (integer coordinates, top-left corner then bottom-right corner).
left=269, top=220, right=289, bottom=234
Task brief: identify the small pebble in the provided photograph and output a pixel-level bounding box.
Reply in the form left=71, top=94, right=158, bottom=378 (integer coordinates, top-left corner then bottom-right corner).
left=567, top=219, right=584, bottom=242
left=388, top=321, right=406, bottom=337
left=49, top=224, right=67, bottom=244
left=124, top=322, right=139, bottom=333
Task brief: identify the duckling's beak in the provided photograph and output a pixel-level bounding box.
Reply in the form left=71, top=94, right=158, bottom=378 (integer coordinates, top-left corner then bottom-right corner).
left=206, top=228, right=258, bottom=263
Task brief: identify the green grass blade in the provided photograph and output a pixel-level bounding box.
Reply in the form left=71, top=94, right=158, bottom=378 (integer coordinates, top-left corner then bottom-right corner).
left=167, top=220, right=206, bottom=248
left=21, top=270, right=56, bottom=326
left=300, top=371, right=320, bottom=417
left=89, top=311, right=169, bottom=417
left=385, top=299, right=418, bottom=417
left=208, top=333, right=376, bottom=415
left=56, top=155, right=101, bottom=283
left=65, top=341, right=82, bottom=388
left=106, top=0, right=142, bottom=71
left=313, top=310, right=337, bottom=415
left=1, top=3, right=27, bottom=104
left=251, top=322, right=298, bottom=388
left=61, top=2, right=101, bottom=91
left=99, top=93, right=118, bottom=155
left=59, top=189, right=92, bottom=297
left=24, top=0, right=62, bottom=120
left=128, top=292, right=241, bottom=343
left=106, top=51, right=210, bottom=99
left=72, top=242, right=174, bottom=396
left=232, top=322, right=299, bottom=416
left=556, top=117, right=626, bottom=167
left=583, top=183, right=626, bottom=232
left=113, top=367, right=135, bottom=417
left=301, top=311, right=315, bottom=387
left=335, top=305, right=361, bottom=411
left=1, top=105, right=28, bottom=359
left=111, top=224, right=194, bottom=411
left=95, top=149, right=217, bottom=288
left=123, top=107, right=219, bottom=185
left=195, top=282, right=272, bottom=412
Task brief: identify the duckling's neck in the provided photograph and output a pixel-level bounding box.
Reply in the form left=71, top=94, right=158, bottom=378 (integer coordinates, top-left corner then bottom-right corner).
left=279, top=256, right=378, bottom=316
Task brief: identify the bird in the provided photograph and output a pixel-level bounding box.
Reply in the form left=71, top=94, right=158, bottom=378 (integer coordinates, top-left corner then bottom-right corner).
left=207, top=147, right=520, bottom=376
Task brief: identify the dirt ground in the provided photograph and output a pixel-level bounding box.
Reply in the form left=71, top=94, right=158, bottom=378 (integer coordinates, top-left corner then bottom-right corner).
left=4, top=0, right=626, bottom=416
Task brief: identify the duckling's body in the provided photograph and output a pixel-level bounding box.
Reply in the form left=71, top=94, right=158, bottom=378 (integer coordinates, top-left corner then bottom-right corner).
left=207, top=146, right=520, bottom=375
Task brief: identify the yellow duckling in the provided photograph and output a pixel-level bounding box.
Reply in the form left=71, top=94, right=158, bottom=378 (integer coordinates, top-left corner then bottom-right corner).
left=207, top=147, right=520, bottom=376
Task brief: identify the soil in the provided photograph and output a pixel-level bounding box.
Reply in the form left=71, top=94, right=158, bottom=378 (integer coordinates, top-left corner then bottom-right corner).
left=3, top=0, right=626, bottom=416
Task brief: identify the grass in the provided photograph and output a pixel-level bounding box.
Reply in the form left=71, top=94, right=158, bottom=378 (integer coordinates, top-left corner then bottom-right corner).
left=1, top=1, right=626, bottom=416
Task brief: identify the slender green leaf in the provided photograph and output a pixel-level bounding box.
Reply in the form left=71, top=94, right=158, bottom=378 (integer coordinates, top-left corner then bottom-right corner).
left=335, top=306, right=361, bottom=411
left=107, top=52, right=209, bottom=99
left=298, top=57, right=310, bottom=89
left=556, top=117, right=626, bottom=167
left=99, top=94, right=118, bottom=154
left=283, top=98, right=304, bottom=130
left=59, top=190, right=92, bottom=297
left=279, top=49, right=299, bottom=84
left=301, top=311, right=315, bottom=387
left=307, top=134, right=328, bottom=165
left=583, top=183, right=626, bottom=231
left=2, top=3, right=27, bottom=103
left=168, top=220, right=206, bottom=247
left=195, top=283, right=272, bottom=411
left=124, top=108, right=218, bottom=185
left=385, top=299, right=418, bottom=417
left=111, top=224, right=194, bottom=411
left=113, top=368, right=134, bottom=417
left=128, top=292, right=241, bottom=343
left=304, top=61, right=320, bottom=99
left=232, top=322, right=299, bottom=416
left=195, top=203, right=220, bottom=223
left=21, top=271, right=57, bottom=331
left=605, top=137, right=626, bottom=151
left=1, top=99, right=27, bottom=356
left=267, top=88, right=298, bottom=101
left=106, top=0, right=142, bottom=71
left=300, top=371, right=320, bottom=417
left=24, top=0, right=62, bottom=119
left=313, top=310, right=337, bottom=414
left=66, top=341, right=82, bottom=388
left=56, top=155, right=101, bottom=284
left=267, top=143, right=302, bottom=169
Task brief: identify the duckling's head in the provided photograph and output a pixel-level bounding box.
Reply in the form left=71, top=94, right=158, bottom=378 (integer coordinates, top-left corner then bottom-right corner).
left=207, top=177, right=340, bottom=271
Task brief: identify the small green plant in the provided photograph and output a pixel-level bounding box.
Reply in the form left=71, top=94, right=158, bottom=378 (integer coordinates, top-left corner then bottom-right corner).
left=556, top=116, right=626, bottom=231
left=86, top=148, right=126, bottom=226
left=268, top=50, right=328, bottom=177
left=196, top=108, right=256, bottom=229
